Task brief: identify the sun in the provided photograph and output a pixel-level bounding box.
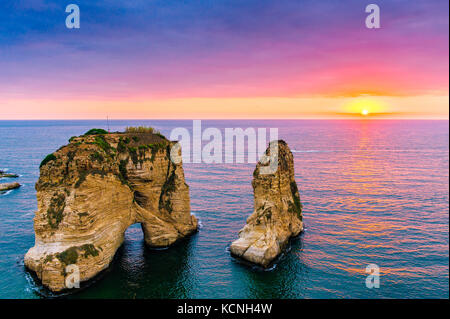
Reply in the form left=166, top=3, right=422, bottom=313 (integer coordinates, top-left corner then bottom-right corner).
left=345, top=98, right=384, bottom=117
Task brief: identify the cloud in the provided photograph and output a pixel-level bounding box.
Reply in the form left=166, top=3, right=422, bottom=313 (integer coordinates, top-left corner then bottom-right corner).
left=0, top=0, right=448, bottom=104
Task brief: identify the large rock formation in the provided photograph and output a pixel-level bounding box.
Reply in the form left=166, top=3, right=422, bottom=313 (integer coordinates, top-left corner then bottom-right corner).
left=230, top=140, right=303, bottom=267
left=25, top=129, right=197, bottom=292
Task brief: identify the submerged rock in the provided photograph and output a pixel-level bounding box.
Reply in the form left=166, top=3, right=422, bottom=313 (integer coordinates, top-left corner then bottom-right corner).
left=230, top=140, right=303, bottom=267
left=0, top=182, right=21, bottom=191
left=25, top=129, right=198, bottom=292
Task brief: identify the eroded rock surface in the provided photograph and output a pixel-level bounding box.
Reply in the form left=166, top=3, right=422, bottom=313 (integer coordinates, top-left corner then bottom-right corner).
left=230, top=140, right=303, bottom=267
left=25, top=130, right=197, bottom=292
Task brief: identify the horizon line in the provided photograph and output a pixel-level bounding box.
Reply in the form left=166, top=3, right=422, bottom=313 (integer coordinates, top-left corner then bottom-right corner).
left=1, top=117, right=449, bottom=121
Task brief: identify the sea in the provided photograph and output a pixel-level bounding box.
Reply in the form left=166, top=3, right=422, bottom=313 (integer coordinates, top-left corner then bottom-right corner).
left=0, top=119, right=448, bottom=299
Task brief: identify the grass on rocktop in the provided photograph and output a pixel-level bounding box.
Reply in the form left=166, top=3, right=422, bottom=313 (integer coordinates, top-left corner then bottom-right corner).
left=125, top=126, right=154, bottom=134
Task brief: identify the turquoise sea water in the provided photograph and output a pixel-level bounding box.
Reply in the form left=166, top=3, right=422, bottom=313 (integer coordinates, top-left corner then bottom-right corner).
left=0, top=120, right=448, bottom=299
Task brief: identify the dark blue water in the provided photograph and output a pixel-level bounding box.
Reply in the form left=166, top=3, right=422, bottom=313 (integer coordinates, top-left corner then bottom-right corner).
left=0, top=120, right=448, bottom=298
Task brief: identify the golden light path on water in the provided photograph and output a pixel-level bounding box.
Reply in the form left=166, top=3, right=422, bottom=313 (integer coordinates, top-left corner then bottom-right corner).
left=294, top=120, right=448, bottom=288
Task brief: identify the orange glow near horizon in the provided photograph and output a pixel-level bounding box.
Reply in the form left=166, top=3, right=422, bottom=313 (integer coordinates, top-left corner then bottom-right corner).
left=345, top=98, right=385, bottom=115
left=1, top=1, right=448, bottom=121
left=1, top=94, right=448, bottom=120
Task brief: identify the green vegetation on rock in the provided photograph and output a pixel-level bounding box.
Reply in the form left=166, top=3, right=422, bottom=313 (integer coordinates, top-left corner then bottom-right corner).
left=56, top=244, right=99, bottom=266
left=128, top=146, right=139, bottom=164
left=159, top=171, right=176, bottom=213
left=117, top=141, right=126, bottom=153
left=74, top=169, right=107, bottom=188
left=43, top=254, right=54, bottom=263
left=155, top=132, right=166, bottom=139
left=56, top=246, right=78, bottom=265
left=289, top=181, right=302, bottom=220
left=40, top=153, right=57, bottom=168
left=84, top=128, right=108, bottom=135
left=149, top=142, right=167, bottom=161
left=118, top=159, right=128, bottom=183
left=117, top=137, right=128, bottom=152
left=74, top=171, right=88, bottom=188
left=94, top=135, right=112, bottom=154
left=90, top=151, right=104, bottom=163
left=47, top=193, right=66, bottom=228
left=80, top=244, right=99, bottom=258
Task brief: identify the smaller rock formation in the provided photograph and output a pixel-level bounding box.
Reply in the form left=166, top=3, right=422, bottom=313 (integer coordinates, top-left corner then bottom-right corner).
left=0, top=170, right=19, bottom=178
left=0, top=182, right=21, bottom=191
left=230, top=140, right=303, bottom=267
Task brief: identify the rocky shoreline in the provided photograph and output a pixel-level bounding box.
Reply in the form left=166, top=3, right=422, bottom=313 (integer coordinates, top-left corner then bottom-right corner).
left=0, top=170, right=21, bottom=192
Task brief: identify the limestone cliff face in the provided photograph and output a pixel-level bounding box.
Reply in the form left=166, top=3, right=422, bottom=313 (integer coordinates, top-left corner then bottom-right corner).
left=230, top=140, right=303, bottom=267
left=24, top=130, right=197, bottom=292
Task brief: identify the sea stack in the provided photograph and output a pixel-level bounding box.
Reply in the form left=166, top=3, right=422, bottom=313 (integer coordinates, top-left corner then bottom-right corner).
left=230, top=140, right=303, bottom=267
left=24, top=129, right=198, bottom=292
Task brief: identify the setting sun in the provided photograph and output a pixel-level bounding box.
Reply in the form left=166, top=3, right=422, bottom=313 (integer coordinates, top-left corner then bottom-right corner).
left=344, top=98, right=385, bottom=116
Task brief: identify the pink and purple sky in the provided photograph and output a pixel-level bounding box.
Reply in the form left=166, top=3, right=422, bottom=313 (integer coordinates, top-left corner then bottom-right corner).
left=0, top=0, right=448, bottom=119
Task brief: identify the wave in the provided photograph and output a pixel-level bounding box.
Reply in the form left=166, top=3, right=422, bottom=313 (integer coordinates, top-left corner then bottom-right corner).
left=0, top=190, right=13, bottom=196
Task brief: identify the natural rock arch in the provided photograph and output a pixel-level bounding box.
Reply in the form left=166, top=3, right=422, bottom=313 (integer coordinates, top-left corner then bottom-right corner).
left=25, top=131, right=197, bottom=292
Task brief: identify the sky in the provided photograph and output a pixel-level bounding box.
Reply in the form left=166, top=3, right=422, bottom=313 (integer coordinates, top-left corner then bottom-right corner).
left=0, top=0, right=448, bottom=119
